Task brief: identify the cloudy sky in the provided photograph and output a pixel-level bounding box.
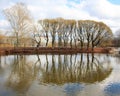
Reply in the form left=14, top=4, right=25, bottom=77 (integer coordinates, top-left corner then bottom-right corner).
left=0, top=0, right=120, bottom=34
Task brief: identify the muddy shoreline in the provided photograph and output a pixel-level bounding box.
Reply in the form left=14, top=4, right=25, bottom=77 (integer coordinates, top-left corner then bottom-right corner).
left=0, top=47, right=112, bottom=55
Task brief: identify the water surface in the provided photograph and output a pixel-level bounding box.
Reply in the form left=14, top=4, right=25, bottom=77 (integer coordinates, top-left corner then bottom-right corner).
left=0, top=53, right=120, bottom=96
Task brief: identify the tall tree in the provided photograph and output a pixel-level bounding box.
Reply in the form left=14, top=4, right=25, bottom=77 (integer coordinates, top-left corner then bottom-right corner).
left=68, top=20, right=76, bottom=48
left=77, top=20, right=85, bottom=49
left=39, top=19, right=50, bottom=47
left=3, top=2, right=32, bottom=47
left=56, top=18, right=64, bottom=47
left=91, top=21, right=113, bottom=48
left=62, top=20, right=75, bottom=47
left=77, top=20, right=113, bottom=49
left=32, top=23, right=43, bottom=47
left=49, top=19, right=59, bottom=47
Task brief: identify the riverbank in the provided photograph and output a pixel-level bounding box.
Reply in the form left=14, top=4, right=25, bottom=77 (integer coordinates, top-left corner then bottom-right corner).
left=0, top=47, right=112, bottom=55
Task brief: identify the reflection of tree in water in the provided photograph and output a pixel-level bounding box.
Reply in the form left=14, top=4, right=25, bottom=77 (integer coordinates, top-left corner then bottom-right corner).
left=41, top=54, right=112, bottom=84
left=115, top=56, right=120, bottom=64
left=5, top=55, right=41, bottom=94
left=0, top=56, right=4, bottom=74
left=4, top=54, right=113, bottom=95
left=78, top=54, right=112, bottom=83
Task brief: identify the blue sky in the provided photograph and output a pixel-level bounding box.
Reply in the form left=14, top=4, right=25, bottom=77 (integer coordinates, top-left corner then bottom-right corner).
left=0, top=0, right=120, bottom=34
left=108, top=0, right=120, bottom=5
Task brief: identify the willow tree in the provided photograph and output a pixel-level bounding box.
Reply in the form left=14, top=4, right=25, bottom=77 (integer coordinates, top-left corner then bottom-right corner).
left=39, top=19, right=51, bottom=47
left=3, top=3, right=32, bottom=47
left=39, top=19, right=61, bottom=47
left=77, top=20, right=113, bottom=49
left=77, top=20, right=85, bottom=49
left=32, top=23, right=43, bottom=47
left=77, top=20, right=97, bottom=49
left=56, top=18, right=64, bottom=47
left=91, top=21, right=113, bottom=49
left=84, top=20, right=96, bottom=49
left=60, top=20, right=75, bottom=47
left=68, top=20, right=76, bottom=48
left=49, top=19, right=59, bottom=47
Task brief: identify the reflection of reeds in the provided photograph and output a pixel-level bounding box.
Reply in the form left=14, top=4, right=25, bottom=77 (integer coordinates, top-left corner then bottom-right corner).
left=41, top=54, right=112, bottom=84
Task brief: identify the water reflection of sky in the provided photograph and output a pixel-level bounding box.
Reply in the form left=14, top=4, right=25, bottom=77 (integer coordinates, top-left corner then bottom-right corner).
left=64, top=83, right=84, bottom=96
left=0, top=89, right=16, bottom=96
left=104, top=82, right=120, bottom=96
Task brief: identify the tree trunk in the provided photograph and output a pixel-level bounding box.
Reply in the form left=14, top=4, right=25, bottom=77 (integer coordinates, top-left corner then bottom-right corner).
left=81, top=41, right=83, bottom=49
left=87, top=41, right=90, bottom=50
left=45, top=35, right=49, bottom=47
left=36, top=41, right=41, bottom=47
left=74, top=39, right=77, bottom=48
left=91, top=41, right=94, bottom=51
left=16, top=32, right=19, bottom=47
left=52, top=36, right=55, bottom=47
left=70, top=39, right=72, bottom=48
left=58, top=37, right=62, bottom=47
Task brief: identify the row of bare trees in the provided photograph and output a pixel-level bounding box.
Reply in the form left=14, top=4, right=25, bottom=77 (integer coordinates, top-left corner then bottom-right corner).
left=3, top=3, right=113, bottom=49
left=33, top=19, right=113, bottom=49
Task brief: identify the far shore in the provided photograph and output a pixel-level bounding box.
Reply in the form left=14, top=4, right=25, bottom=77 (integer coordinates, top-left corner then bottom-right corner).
left=0, top=47, right=112, bottom=55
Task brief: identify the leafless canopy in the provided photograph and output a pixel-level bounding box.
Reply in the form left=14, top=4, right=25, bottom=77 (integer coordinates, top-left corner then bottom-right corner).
left=3, top=2, right=32, bottom=47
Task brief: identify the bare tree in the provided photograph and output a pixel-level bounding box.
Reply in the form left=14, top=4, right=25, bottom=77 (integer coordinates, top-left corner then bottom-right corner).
left=77, top=20, right=96, bottom=49
left=114, top=29, right=120, bottom=47
left=32, top=23, right=43, bottom=47
left=56, top=18, right=64, bottom=47
left=39, top=19, right=50, bottom=47
left=3, top=2, right=32, bottom=47
left=68, top=20, right=76, bottom=48
left=61, top=20, right=75, bottom=47
left=77, top=20, right=85, bottom=49
left=91, top=21, right=113, bottom=49
left=49, top=19, right=59, bottom=47
left=77, top=20, right=113, bottom=49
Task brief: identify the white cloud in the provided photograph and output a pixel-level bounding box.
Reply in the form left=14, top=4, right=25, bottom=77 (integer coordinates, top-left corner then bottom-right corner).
left=27, top=0, right=91, bottom=20
left=79, top=0, right=120, bottom=32
left=0, top=20, right=10, bottom=35
left=27, top=0, right=120, bottom=33
left=1, top=0, right=120, bottom=33
left=80, top=0, right=120, bottom=19
left=0, top=20, right=9, bottom=29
